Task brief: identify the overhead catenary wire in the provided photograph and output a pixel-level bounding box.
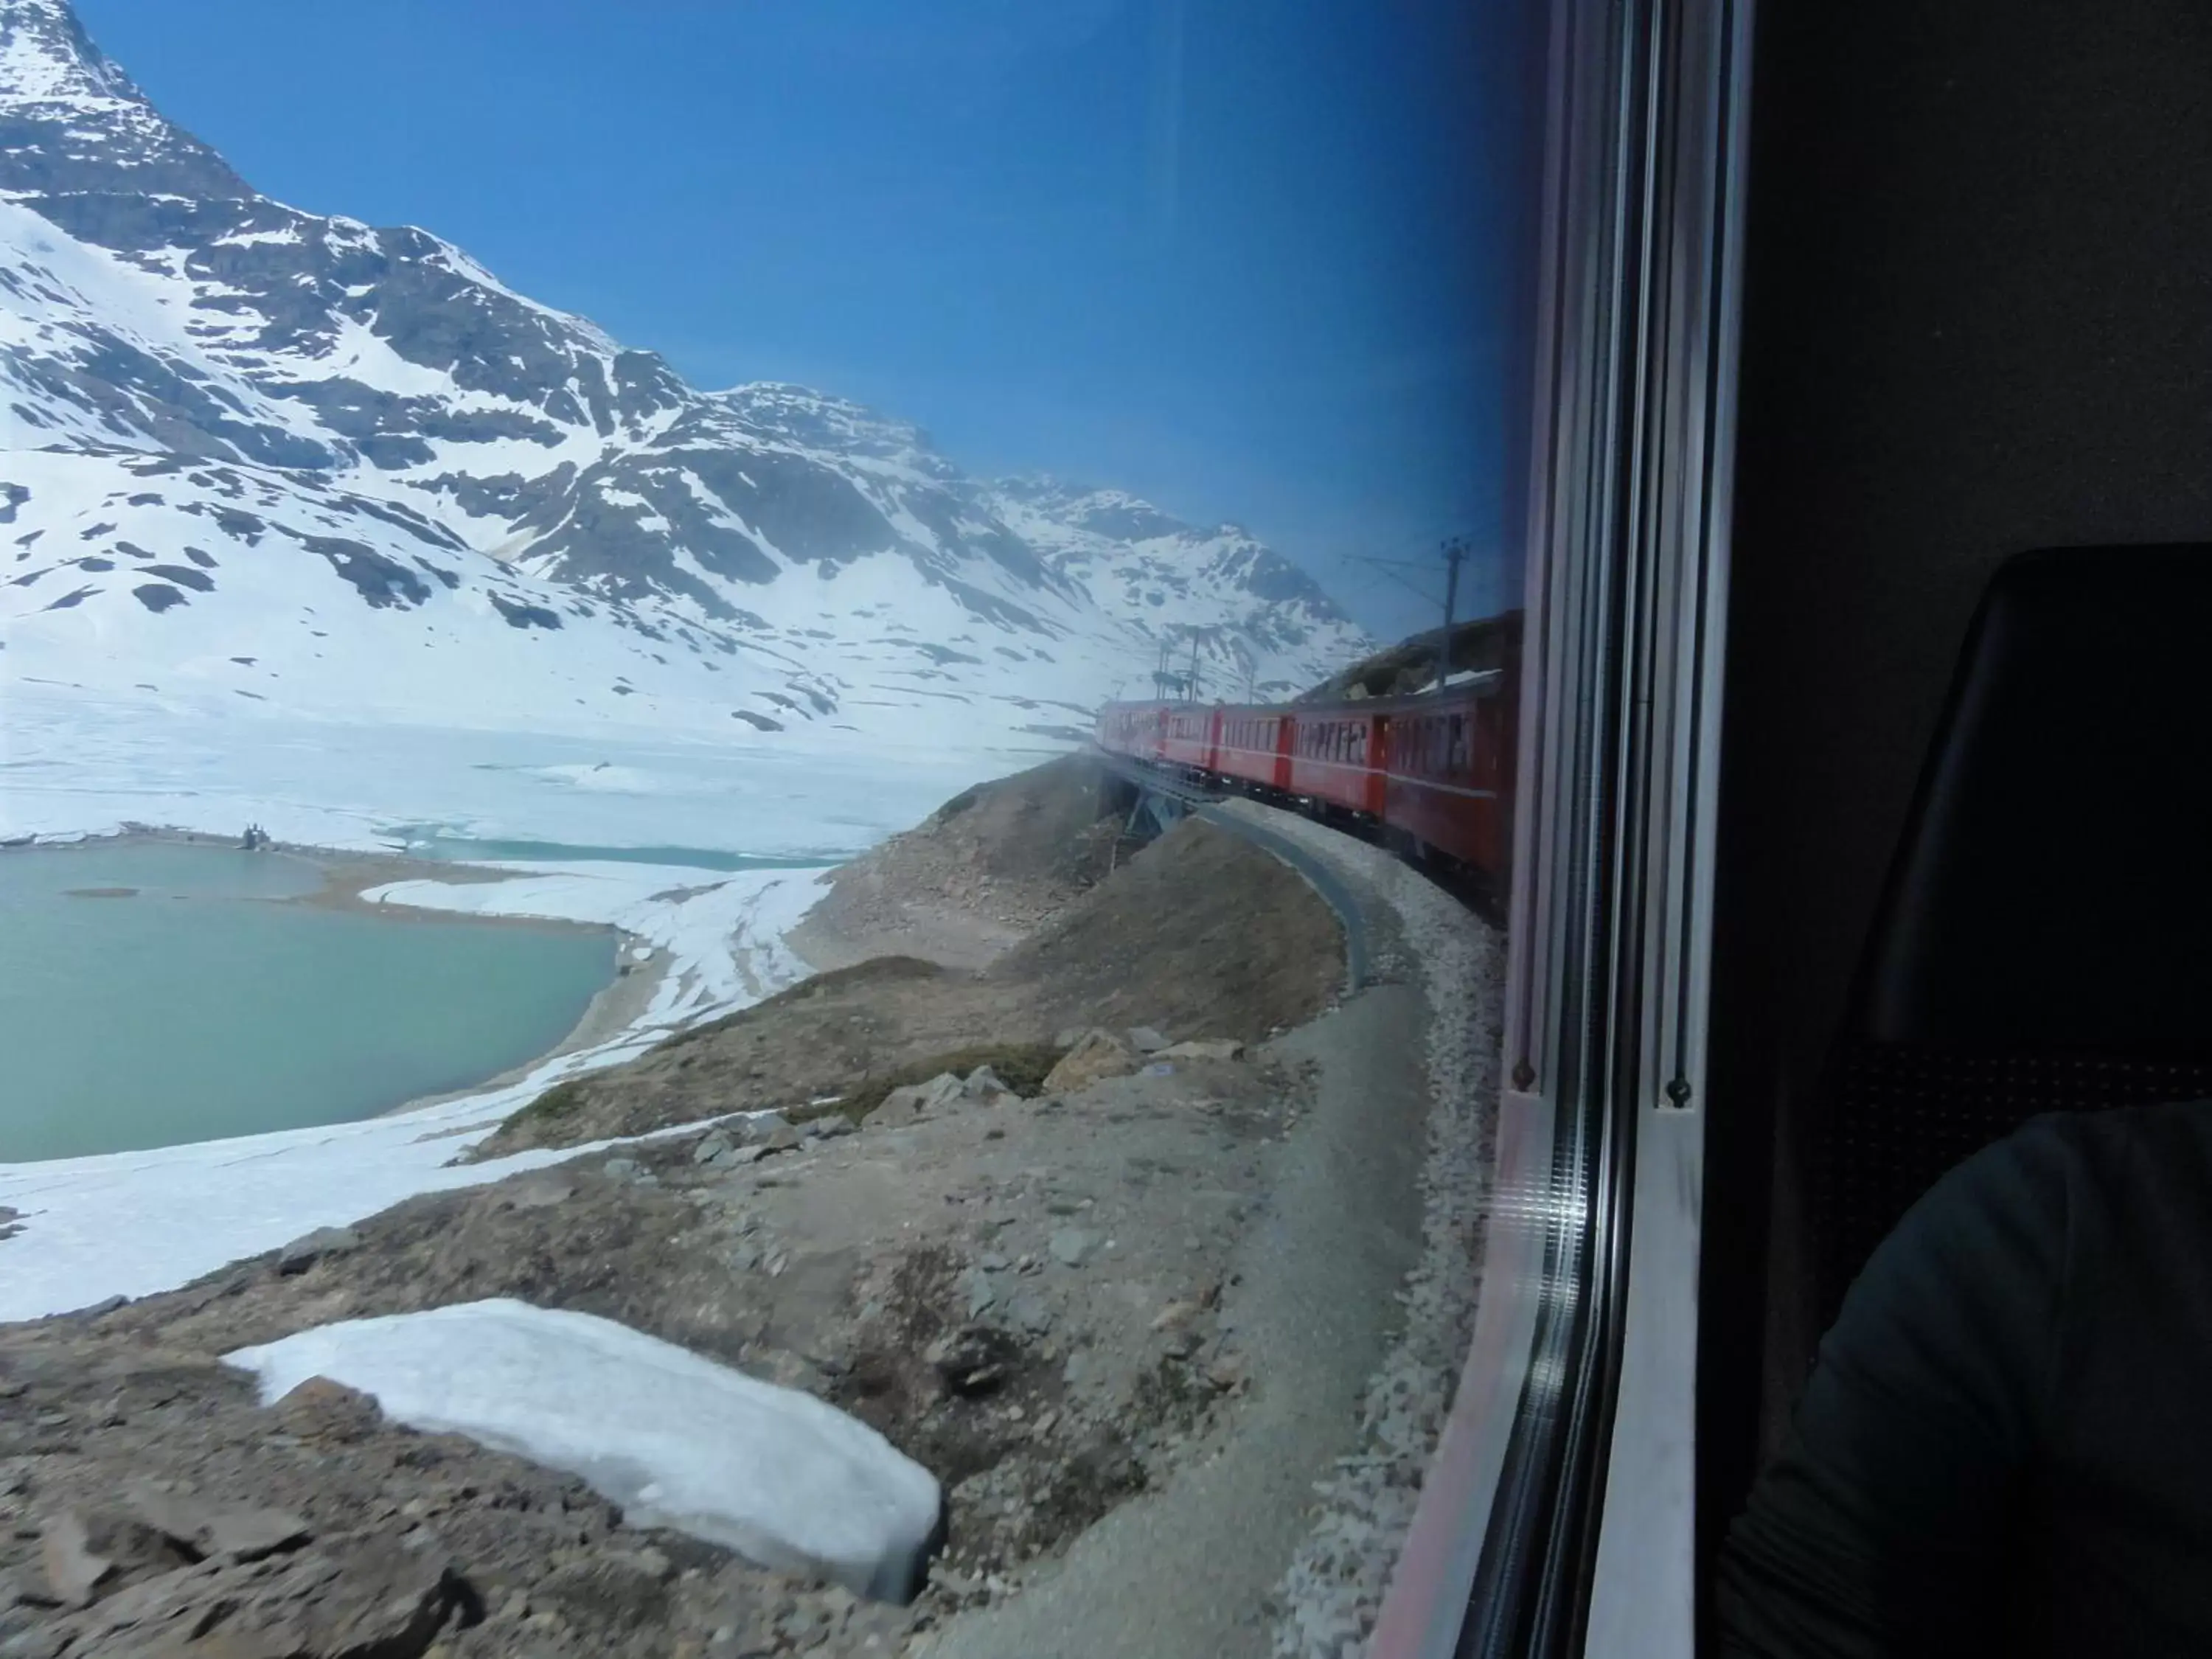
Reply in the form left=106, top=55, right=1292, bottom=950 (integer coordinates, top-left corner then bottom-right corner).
left=1347, top=536, right=1475, bottom=692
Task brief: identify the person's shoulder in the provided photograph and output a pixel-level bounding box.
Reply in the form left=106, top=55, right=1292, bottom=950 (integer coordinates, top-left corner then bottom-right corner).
left=1899, top=1100, right=2212, bottom=1245
left=2008, top=1097, right=2212, bottom=1169
left=1935, top=1099, right=2212, bottom=1234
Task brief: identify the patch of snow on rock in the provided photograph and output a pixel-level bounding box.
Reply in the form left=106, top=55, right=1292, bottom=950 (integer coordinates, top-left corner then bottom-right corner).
left=221, top=1298, right=944, bottom=1602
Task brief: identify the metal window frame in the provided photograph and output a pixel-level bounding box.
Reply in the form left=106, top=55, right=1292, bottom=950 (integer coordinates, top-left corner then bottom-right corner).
left=1368, top=0, right=1749, bottom=1652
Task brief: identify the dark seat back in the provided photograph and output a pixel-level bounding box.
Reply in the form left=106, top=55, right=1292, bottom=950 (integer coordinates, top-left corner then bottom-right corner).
left=1812, top=544, right=2212, bottom=1332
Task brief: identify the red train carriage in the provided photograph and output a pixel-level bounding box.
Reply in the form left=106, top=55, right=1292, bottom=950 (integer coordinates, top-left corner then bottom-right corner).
left=1287, top=705, right=1387, bottom=816
left=1161, top=704, right=1222, bottom=771
left=1094, top=650, right=1520, bottom=893
left=1375, top=674, right=1514, bottom=874
left=1097, top=702, right=1167, bottom=764
left=1214, top=706, right=1293, bottom=791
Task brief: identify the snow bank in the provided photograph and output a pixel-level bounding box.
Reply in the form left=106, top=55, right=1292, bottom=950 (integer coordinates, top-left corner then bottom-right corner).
left=363, top=860, right=824, bottom=1022
left=221, top=1299, right=943, bottom=1602
left=0, top=1069, right=776, bottom=1325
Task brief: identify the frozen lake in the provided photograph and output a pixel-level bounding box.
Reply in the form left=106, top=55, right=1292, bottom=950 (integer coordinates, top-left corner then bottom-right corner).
left=0, top=687, right=1029, bottom=858
left=0, top=841, right=615, bottom=1161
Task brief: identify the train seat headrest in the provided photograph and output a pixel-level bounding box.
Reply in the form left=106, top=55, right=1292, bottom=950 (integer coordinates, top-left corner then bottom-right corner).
left=1851, top=543, right=2212, bottom=1054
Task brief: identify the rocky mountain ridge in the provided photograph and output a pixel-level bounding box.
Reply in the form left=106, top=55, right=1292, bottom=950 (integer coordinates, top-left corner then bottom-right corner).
left=0, top=0, right=1371, bottom=749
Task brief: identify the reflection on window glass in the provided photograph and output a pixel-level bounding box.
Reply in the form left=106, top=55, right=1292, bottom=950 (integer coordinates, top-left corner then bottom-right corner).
left=0, top=0, right=1540, bottom=1652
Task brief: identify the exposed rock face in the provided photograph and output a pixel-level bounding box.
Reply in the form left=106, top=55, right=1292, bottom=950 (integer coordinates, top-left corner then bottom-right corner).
left=10, top=1483, right=465, bottom=1658
left=274, top=1228, right=359, bottom=1276
left=863, top=1072, right=967, bottom=1130
left=0, top=0, right=1374, bottom=742
left=1041, top=1031, right=1141, bottom=1095
left=1158, top=1038, right=1246, bottom=1062
left=860, top=1065, right=1023, bottom=1131
left=41, top=1526, right=467, bottom=1659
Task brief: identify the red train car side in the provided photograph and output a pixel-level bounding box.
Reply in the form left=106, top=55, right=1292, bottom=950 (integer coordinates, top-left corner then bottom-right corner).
left=1214, top=707, right=1293, bottom=791
left=1096, top=654, right=1518, bottom=891
left=1098, top=702, right=1167, bottom=765
left=1161, top=704, right=1221, bottom=772
left=1377, top=673, right=1514, bottom=873
left=1285, top=704, right=1386, bottom=818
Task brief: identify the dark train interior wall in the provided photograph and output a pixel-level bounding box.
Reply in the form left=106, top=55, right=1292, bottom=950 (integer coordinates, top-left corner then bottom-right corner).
left=1698, top=0, right=2212, bottom=1619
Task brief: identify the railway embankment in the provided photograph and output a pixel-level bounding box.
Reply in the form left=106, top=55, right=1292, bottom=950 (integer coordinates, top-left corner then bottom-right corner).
left=0, top=757, right=1498, bottom=1659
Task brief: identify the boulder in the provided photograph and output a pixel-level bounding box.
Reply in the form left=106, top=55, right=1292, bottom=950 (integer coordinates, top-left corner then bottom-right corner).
left=1126, top=1026, right=1172, bottom=1054
left=43, top=1531, right=465, bottom=1659
left=495, top=1175, right=574, bottom=1211
left=692, top=1133, right=734, bottom=1165
left=961, top=1267, right=999, bottom=1318
left=1041, top=1032, right=1138, bottom=1095
left=276, top=1227, right=360, bottom=1276
left=959, top=1065, right=1015, bottom=1104
left=1149, top=1299, right=1201, bottom=1332
left=862, top=1072, right=963, bottom=1130
left=36, top=1506, right=198, bottom=1611
left=1157, top=1038, right=1246, bottom=1062
left=126, top=1487, right=310, bottom=1564
left=271, top=1376, right=384, bottom=1444
left=1002, top=1291, right=1054, bottom=1336
left=914, top=1073, right=966, bottom=1111
left=737, top=1112, right=796, bottom=1144
left=1048, top=1228, right=1094, bottom=1267
left=39, top=1511, right=115, bottom=1608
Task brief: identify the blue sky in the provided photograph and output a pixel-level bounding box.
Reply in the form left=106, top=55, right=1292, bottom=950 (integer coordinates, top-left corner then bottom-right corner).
left=75, top=0, right=1540, bottom=639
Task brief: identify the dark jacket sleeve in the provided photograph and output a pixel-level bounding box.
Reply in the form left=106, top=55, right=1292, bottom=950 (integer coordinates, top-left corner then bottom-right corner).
left=1714, top=1116, right=2076, bottom=1658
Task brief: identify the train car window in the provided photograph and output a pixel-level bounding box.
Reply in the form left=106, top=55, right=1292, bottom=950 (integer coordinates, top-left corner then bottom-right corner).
left=0, top=0, right=1754, bottom=1655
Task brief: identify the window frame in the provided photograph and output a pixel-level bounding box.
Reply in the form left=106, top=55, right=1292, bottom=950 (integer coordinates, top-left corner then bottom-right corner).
left=1366, top=0, right=1750, bottom=1652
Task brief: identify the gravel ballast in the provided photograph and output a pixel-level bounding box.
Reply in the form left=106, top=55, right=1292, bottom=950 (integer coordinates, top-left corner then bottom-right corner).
left=1214, top=804, right=1504, bottom=1659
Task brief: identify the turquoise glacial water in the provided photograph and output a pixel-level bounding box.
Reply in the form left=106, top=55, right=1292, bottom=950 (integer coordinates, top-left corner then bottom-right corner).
left=0, top=842, right=613, bottom=1163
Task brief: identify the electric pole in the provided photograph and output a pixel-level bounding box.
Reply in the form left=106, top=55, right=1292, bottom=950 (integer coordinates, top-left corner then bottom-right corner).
left=1346, top=534, right=1477, bottom=693
left=1439, top=537, right=1467, bottom=693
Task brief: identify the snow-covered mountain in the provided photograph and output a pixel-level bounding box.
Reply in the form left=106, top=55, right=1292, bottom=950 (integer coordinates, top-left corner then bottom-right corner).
left=0, top=0, right=1371, bottom=751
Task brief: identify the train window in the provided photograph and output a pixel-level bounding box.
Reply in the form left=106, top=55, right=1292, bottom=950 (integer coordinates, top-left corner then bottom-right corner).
left=0, top=0, right=1747, bottom=1656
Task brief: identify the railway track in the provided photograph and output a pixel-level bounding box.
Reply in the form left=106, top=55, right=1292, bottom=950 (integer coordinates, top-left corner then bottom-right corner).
left=1092, top=743, right=1500, bottom=956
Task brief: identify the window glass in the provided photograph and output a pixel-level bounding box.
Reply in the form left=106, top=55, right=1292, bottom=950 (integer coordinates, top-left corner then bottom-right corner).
left=0, top=0, right=1544, bottom=1653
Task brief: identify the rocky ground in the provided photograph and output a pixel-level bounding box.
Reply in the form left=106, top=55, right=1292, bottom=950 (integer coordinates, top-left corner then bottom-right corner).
left=0, top=1038, right=1295, bottom=1658
left=470, top=765, right=1340, bottom=1161
left=2, top=754, right=1466, bottom=1659
left=785, top=755, right=1141, bottom=973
